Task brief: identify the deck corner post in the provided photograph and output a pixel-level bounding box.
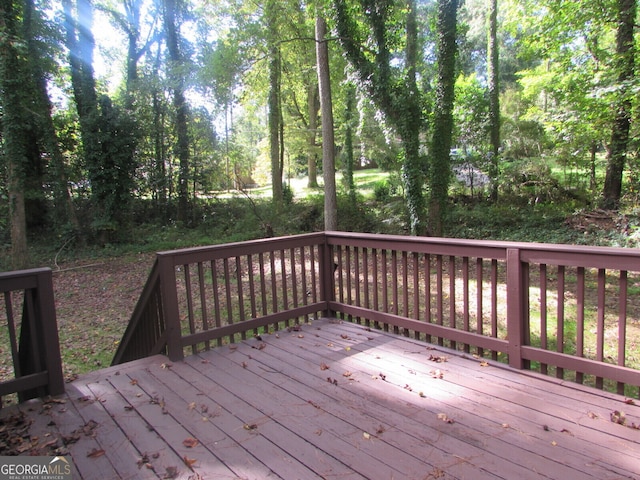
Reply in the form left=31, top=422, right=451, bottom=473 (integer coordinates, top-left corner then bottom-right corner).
left=506, top=248, right=525, bottom=369
left=158, top=255, right=184, bottom=362
left=319, top=232, right=335, bottom=317
left=38, top=268, right=65, bottom=396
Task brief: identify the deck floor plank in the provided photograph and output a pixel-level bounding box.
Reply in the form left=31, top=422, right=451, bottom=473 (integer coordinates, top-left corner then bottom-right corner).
left=317, top=321, right=640, bottom=477
left=2, top=318, right=639, bottom=480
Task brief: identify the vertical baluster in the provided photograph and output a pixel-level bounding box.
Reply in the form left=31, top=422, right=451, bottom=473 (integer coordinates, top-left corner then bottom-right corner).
left=270, top=251, right=278, bottom=330
left=425, top=254, right=432, bottom=343
left=617, top=270, right=628, bottom=395
left=412, top=252, right=420, bottom=339
left=372, top=248, right=379, bottom=329
left=247, top=254, right=258, bottom=335
left=392, top=250, right=399, bottom=334
left=476, top=258, right=484, bottom=357
left=449, top=255, right=456, bottom=350
left=346, top=246, right=353, bottom=323
left=491, top=259, right=498, bottom=360
left=596, top=268, right=606, bottom=389
left=290, top=248, right=299, bottom=324
left=576, top=266, right=585, bottom=384
left=210, top=260, right=222, bottom=346
left=198, top=263, right=210, bottom=351
left=382, top=249, right=389, bottom=331
left=183, top=264, right=197, bottom=353
left=540, top=264, right=548, bottom=375
left=354, top=247, right=362, bottom=324
left=280, top=249, right=288, bottom=328
left=223, top=258, right=234, bottom=343
left=363, top=248, right=370, bottom=327
left=556, top=265, right=565, bottom=379
left=436, top=255, right=444, bottom=346
left=462, top=256, right=470, bottom=353
left=236, top=256, right=245, bottom=339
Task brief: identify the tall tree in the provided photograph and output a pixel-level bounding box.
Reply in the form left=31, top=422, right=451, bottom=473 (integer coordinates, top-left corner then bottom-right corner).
left=428, top=0, right=458, bottom=235
left=602, top=0, right=636, bottom=208
left=333, top=0, right=427, bottom=234
left=0, top=0, right=29, bottom=268
left=163, top=0, right=191, bottom=222
left=315, top=14, right=337, bottom=230
left=487, top=0, right=499, bottom=201
left=265, top=0, right=283, bottom=204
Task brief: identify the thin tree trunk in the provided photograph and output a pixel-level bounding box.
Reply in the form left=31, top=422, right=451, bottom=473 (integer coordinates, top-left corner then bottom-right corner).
left=487, top=0, right=500, bottom=202
left=602, top=0, right=636, bottom=208
left=315, top=15, right=337, bottom=231
left=307, top=82, right=320, bottom=188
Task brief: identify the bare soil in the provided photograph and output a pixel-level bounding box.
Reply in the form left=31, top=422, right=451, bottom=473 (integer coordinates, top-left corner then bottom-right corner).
left=52, top=253, right=155, bottom=380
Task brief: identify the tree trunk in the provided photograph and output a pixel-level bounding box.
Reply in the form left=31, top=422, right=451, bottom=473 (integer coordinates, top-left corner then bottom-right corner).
left=163, top=0, right=191, bottom=222
left=487, top=0, right=500, bottom=202
left=0, top=1, right=28, bottom=268
left=344, top=85, right=357, bottom=205
left=316, top=15, right=337, bottom=231
left=267, top=0, right=283, bottom=204
left=428, top=0, right=458, bottom=236
left=307, top=82, right=320, bottom=188
left=602, top=0, right=636, bottom=209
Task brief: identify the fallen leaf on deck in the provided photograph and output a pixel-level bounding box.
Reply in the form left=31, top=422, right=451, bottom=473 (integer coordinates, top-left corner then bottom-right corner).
left=560, top=428, right=573, bottom=436
left=404, top=384, right=413, bottom=392
left=243, top=423, right=258, bottom=431
left=183, top=455, right=197, bottom=471
left=551, top=440, right=557, bottom=446
left=327, top=343, right=334, bottom=347
left=130, top=379, right=138, bottom=386
left=341, top=334, right=350, bottom=339
left=161, top=363, right=172, bottom=369
left=326, top=377, right=338, bottom=385
left=376, top=425, right=386, bottom=435
left=625, top=398, right=636, bottom=405
left=437, top=413, right=454, bottom=424
left=241, top=361, right=248, bottom=368
left=501, top=423, right=510, bottom=428
left=87, top=448, right=105, bottom=458
left=342, top=371, right=352, bottom=377
left=320, top=362, right=329, bottom=370
left=182, top=437, right=199, bottom=448
left=587, top=411, right=599, bottom=419
left=363, top=432, right=371, bottom=440
left=419, top=391, right=426, bottom=398
left=480, top=361, right=489, bottom=367
left=430, top=369, right=444, bottom=379
left=611, top=410, right=626, bottom=425
left=163, top=466, right=178, bottom=479
left=428, top=354, right=448, bottom=363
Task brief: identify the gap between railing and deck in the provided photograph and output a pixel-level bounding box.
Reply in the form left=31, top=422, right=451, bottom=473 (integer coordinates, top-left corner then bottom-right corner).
left=113, top=231, right=640, bottom=398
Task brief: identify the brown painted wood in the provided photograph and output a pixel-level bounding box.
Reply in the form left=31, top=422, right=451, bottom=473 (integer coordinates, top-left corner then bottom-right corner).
left=5, top=319, right=639, bottom=479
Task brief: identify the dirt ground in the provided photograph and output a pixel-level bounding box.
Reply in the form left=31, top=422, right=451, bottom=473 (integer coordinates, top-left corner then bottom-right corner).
left=51, top=252, right=156, bottom=380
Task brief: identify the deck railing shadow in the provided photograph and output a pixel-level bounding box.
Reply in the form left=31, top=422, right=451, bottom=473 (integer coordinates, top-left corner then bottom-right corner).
left=113, top=231, right=640, bottom=398
left=0, top=268, right=64, bottom=404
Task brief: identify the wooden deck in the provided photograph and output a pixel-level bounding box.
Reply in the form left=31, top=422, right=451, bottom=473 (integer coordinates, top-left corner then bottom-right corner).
left=5, top=318, right=640, bottom=479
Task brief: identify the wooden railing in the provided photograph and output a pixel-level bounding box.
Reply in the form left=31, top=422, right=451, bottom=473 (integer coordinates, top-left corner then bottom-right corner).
left=113, top=231, right=640, bottom=398
left=0, top=268, right=64, bottom=404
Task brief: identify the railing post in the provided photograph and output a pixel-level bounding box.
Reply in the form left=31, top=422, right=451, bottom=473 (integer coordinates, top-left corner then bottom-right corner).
left=506, top=248, right=525, bottom=369
left=319, top=233, right=335, bottom=317
left=158, top=255, right=184, bottom=362
left=36, top=269, right=65, bottom=396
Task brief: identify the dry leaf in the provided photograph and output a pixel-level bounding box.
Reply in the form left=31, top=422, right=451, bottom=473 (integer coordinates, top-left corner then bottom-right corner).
left=551, top=440, right=557, bottom=446
left=182, top=437, right=199, bottom=448
left=480, top=361, right=489, bottom=367
left=437, top=413, right=454, bottom=424
left=87, top=448, right=105, bottom=458
left=243, top=423, right=258, bottom=431
left=241, top=361, right=248, bottom=369
left=587, top=411, right=599, bottom=419
left=625, top=398, right=636, bottom=405
left=430, top=369, right=444, bottom=379
left=418, top=391, right=426, bottom=398
left=611, top=410, right=626, bottom=425
left=130, top=379, right=138, bottom=386
left=183, top=455, right=197, bottom=471
left=342, top=371, right=353, bottom=377
left=161, top=363, right=172, bottom=369
left=362, top=432, right=371, bottom=440
left=188, top=402, right=197, bottom=411
left=320, top=362, right=330, bottom=371
left=345, top=346, right=351, bottom=351
left=341, top=334, right=349, bottom=339
left=163, top=466, right=178, bottom=479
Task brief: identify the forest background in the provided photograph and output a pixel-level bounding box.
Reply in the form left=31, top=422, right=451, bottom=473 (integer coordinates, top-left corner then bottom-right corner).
left=0, top=0, right=639, bottom=378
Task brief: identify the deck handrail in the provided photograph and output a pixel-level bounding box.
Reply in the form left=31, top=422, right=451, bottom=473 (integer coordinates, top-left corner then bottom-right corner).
left=0, top=268, right=64, bottom=403
left=113, top=231, right=640, bottom=397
